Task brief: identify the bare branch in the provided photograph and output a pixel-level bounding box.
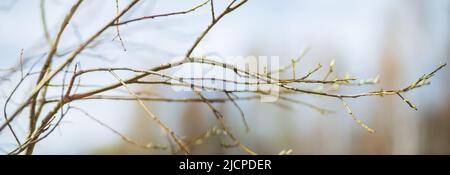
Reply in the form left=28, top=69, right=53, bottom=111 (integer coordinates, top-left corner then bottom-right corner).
left=72, top=107, right=167, bottom=150
left=109, top=70, right=191, bottom=154
left=113, top=0, right=211, bottom=26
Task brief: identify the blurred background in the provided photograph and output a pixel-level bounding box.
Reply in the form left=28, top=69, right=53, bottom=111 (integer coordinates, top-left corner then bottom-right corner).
left=0, top=0, right=449, bottom=154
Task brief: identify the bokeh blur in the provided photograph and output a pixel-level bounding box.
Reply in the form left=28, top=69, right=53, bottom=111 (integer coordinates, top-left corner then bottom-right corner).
left=0, top=0, right=449, bottom=154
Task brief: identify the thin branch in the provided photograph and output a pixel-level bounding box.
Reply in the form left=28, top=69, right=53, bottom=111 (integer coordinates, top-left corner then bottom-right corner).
left=299, top=63, right=322, bottom=80
left=185, top=0, right=248, bottom=59
left=113, top=0, right=211, bottom=26
left=323, top=59, right=335, bottom=81
left=192, top=90, right=257, bottom=155
left=19, top=49, right=24, bottom=79
left=340, top=98, right=375, bottom=133
left=109, top=70, right=191, bottom=154
left=225, top=92, right=249, bottom=133
left=40, top=0, right=51, bottom=46
left=397, top=93, right=418, bottom=111
left=72, top=107, right=167, bottom=150
left=210, top=0, right=215, bottom=21
left=113, top=0, right=127, bottom=51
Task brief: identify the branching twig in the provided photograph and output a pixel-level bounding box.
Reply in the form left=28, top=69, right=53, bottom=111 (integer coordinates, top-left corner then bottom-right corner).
left=185, top=0, right=248, bottom=59
left=0, top=0, right=140, bottom=133
left=109, top=70, right=191, bottom=154
left=225, top=92, right=249, bottom=133
left=113, top=0, right=211, bottom=26
left=113, top=0, right=127, bottom=51
left=28, top=0, right=83, bottom=152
